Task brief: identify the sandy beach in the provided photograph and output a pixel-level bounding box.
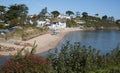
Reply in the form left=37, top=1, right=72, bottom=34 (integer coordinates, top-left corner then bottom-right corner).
left=0, top=28, right=82, bottom=56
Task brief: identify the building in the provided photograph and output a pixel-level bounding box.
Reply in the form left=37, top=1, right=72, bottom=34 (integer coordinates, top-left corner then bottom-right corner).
left=57, top=14, right=71, bottom=19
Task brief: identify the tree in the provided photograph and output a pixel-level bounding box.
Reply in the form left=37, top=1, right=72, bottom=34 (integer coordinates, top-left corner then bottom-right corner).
left=17, top=4, right=29, bottom=18
left=66, top=10, right=74, bottom=16
left=38, top=7, right=48, bottom=18
left=116, top=19, right=120, bottom=24
left=95, top=13, right=99, bottom=17
left=6, top=4, right=28, bottom=20
left=102, top=15, right=107, bottom=21
left=66, top=19, right=77, bottom=27
left=0, top=5, right=6, bottom=21
left=108, top=16, right=114, bottom=22
left=0, top=5, right=6, bottom=15
left=82, top=12, right=88, bottom=18
left=51, top=10, right=60, bottom=18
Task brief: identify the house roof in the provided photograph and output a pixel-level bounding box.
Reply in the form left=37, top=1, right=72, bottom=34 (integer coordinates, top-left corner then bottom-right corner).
left=50, top=18, right=66, bottom=22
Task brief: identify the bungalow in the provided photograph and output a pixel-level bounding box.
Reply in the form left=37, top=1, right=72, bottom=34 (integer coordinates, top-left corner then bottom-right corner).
left=36, top=20, right=46, bottom=27
left=75, top=20, right=86, bottom=25
left=57, top=14, right=71, bottom=19
left=24, top=19, right=34, bottom=25
left=48, top=21, right=66, bottom=30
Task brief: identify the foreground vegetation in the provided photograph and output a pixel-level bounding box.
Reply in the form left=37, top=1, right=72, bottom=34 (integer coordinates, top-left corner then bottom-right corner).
left=0, top=41, right=120, bottom=73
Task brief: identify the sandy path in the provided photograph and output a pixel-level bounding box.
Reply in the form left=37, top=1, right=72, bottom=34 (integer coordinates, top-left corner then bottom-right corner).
left=0, top=28, right=82, bottom=56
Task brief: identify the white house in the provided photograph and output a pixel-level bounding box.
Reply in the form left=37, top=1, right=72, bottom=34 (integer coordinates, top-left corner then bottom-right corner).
left=57, top=14, right=71, bottom=19
left=48, top=22, right=66, bottom=30
left=75, top=20, right=86, bottom=25
left=36, top=20, right=46, bottom=27
left=24, top=19, right=34, bottom=25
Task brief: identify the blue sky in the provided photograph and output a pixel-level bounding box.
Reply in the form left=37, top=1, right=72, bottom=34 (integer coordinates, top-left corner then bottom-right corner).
left=0, top=0, right=120, bottom=19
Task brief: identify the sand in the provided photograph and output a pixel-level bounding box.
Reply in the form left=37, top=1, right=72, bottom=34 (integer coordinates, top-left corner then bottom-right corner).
left=0, top=28, right=82, bottom=56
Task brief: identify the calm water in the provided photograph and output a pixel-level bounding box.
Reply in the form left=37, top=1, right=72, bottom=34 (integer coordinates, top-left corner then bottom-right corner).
left=0, top=30, right=120, bottom=65
left=58, top=30, right=120, bottom=54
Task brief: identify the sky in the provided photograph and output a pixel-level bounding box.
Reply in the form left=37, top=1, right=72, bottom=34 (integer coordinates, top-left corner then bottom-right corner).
left=0, top=0, right=120, bottom=20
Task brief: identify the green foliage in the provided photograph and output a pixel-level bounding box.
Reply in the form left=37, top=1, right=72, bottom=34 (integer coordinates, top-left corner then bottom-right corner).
left=66, top=19, right=77, bottom=27
left=0, top=44, right=53, bottom=73
left=0, top=6, right=6, bottom=14
left=0, top=5, right=6, bottom=21
left=0, top=24, right=9, bottom=29
left=0, top=41, right=120, bottom=73
left=49, top=41, right=120, bottom=73
left=9, top=18, right=25, bottom=27
left=102, top=15, right=108, bottom=21
left=6, top=4, right=28, bottom=20
left=116, top=19, right=120, bottom=27
left=82, top=12, right=88, bottom=19
left=51, top=10, right=60, bottom=18
left=66, top=10, right=74, bottom=16
left=116, top=19, right=120, bottom=24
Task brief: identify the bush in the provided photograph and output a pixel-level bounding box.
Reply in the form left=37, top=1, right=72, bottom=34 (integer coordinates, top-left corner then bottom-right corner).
left=66, top=19, right=77, bottom=27
left=0, top=24, right=9, bottom=29
left=48, top=41, right=120, bottom=73
left=1, top=55, right=52, bottom=73
left=0, top=45, right=53, bottom=73
left=0, top=41, right=120, bottom=73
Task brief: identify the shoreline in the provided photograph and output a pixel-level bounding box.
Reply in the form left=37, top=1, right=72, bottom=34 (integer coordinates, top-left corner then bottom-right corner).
left=26, top=27, right=82, bottom=54
left=0, top=27, right=82, bottom=56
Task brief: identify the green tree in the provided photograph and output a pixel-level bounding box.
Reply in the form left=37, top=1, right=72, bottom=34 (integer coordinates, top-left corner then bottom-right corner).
left=6, top=4, right=28, bottom=20
left=66, top=19, right=77, bottom=27
left=102, top=15, right=107, bottom=21
left=95, top=13, right=99, bottom=17
left=116, top=19, right=120, bottom=28
left=0, top=5, right=6, bottom=21
left=0, top=5, right=6, bottom=15
left=116, top=19, right=120, bottom=24
left=66, top=10, right=74, bottom=16
left=51, top=10, right=60, bottom=18
left=82, top=12, right=88, bottom=18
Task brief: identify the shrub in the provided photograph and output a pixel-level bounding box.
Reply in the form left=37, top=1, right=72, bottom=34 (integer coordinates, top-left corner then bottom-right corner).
left=66, top=19, right=77, bottom=27
left=48, top=41, right=120, bottom=73
left=0, top=41, right=120, bottom=73
left=0, top=45, right=53, bottom=73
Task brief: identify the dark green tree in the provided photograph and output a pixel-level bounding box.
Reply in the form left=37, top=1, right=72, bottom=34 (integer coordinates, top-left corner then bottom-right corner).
left=82, top=12, right=88, bottom=18
left=51, top=10, right=60, bottom=18
left=116, top=19, right=120, bottom=28
left=95, top=13, right=99, bottom=17
left=108, top=16, right=114, bottom=22
left=6, top=4, right=28, bottom=20
left=0, top=5, right=6, bottom=15
left=0, top=5, right=6, bottom=21
left=66, top=10, right=74, bottom=16
left=102, top=15, right=108, bottom=21
left=116, top=19, right=120, bottom=24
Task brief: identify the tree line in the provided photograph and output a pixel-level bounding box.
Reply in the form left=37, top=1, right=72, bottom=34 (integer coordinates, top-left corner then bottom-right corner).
left=0, top=4, right=120, bottom=28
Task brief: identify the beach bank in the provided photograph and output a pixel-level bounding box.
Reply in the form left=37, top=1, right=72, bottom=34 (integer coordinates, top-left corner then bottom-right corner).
left=0, top=28, right=82, bottom=56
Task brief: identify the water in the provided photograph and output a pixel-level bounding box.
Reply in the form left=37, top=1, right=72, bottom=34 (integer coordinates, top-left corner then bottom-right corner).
left=0, top=30, right=120, bottom=66
left=58, top=30, right=120, bottom=54
left=0, top=56, right=9, bottom=66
